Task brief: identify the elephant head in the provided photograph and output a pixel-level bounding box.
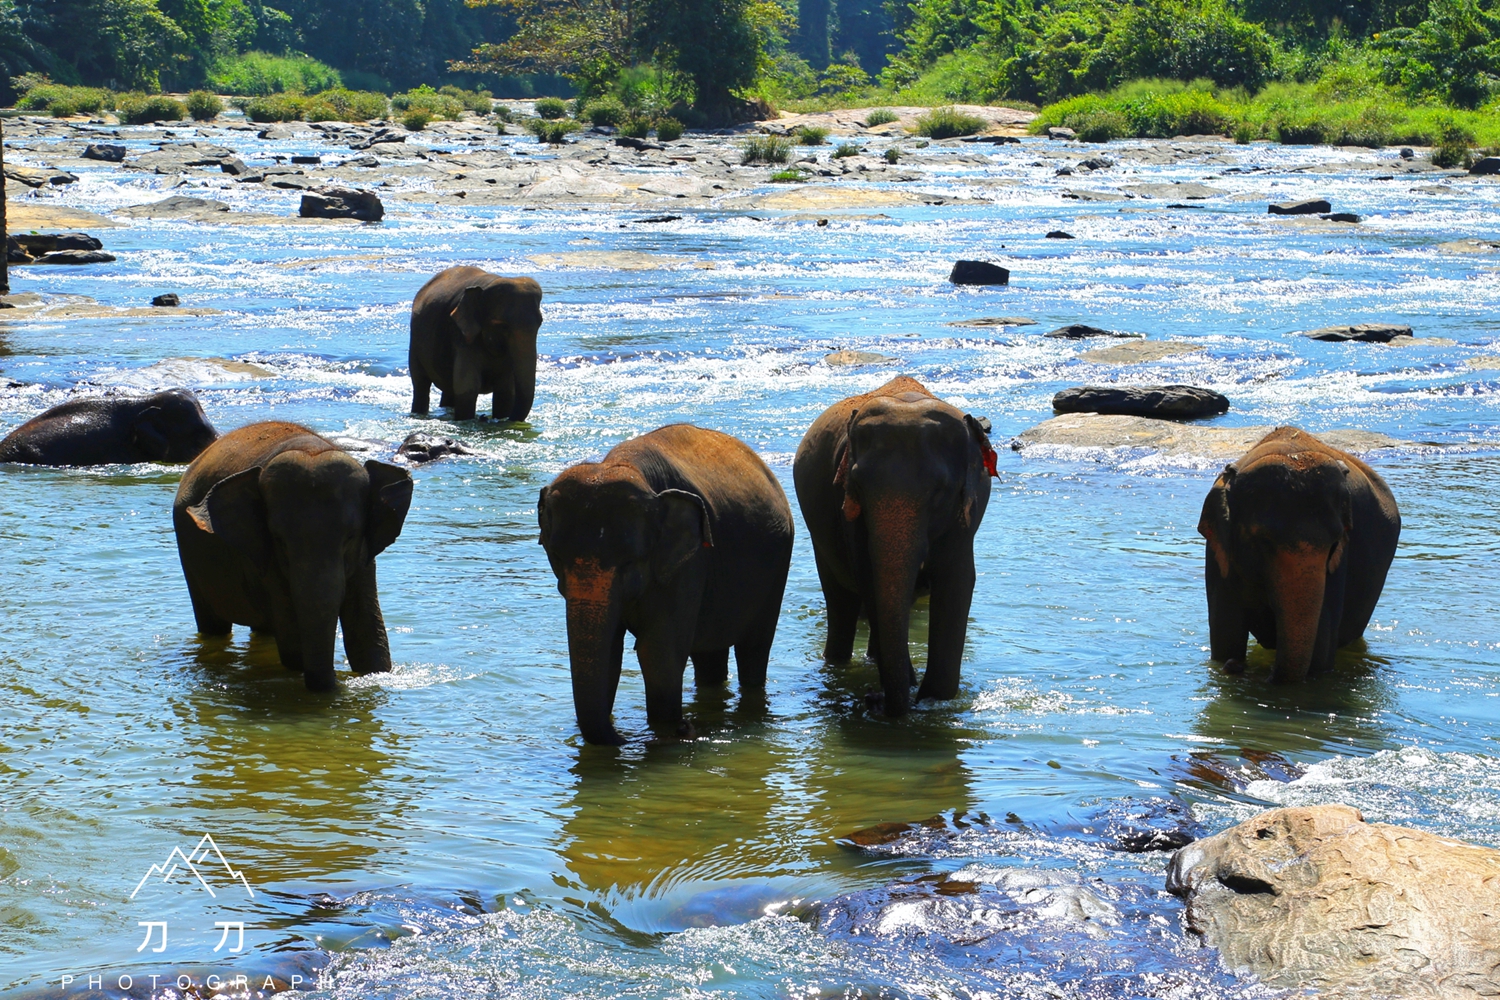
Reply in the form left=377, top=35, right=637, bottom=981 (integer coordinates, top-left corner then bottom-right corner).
left=187, top=451, right=412, bottom=691
left=835, top=397, right=994, bottom=711
left=538, top=466, right=712, bottom=744
left=134, top=389, right=219, bottom=461
left=1199, top=451, right=1352, bottom=682
left=451, top=277, right=543, bottom=421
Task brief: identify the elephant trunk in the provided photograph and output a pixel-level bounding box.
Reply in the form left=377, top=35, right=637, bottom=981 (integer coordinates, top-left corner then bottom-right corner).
left=290, top=562, right=346, bottom=692
left=508, top=337, right=537, bottom=422
left=864, top=497, right=927, bottom=716
left=563, top=564, right=626, bottom=745
left=1269, top=544, right=1329, bottom=684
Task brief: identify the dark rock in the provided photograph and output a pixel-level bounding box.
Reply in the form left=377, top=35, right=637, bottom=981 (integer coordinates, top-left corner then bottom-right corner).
left=1302, top=322, right=1413, bottom=342
left=1079, top=156, right=1113, bottom=170
left=947, top=316, right=1036, bottom=328
left=299, top=187, right=384, bottom=222
left=1468, top=156, right=1500, bottom=176
left=32, top=249, right=117, bottom=265
left=949, top=260, right=1010, bottom=285
left=1400, top=147, right=1414, bottom=159
left=1047, top=127, right=1076, bottom=140
left=219, top=157, right=251, bottom=175
left=1319, top=212, right=1361, bottom=223
left=344, top=155, right=380, bottom=168
left=615, top=136, right=665, bottom=152
left=1052, top=385, right=1230, bottom=420
left=1268, top=198, right=1332, bottom=215
left=1045, top=323, right=1140, bottom=339
left=6, top=236, right=31, bottom=264
left=4, top=165, right=77, bottom=187
left=271, top=175, right=316, bottom=190
left=960, top=135, right=1020, bottom=144
left=1055, top=165, right=1074, bottom=176
left=1045, top=230, right=1074, bottom=239
left=291, top=154, right=322, bottom=164
left=82, top=143, right=127, bottom=162
left=117, top=195, right=231, bottom=217
left=395, top=432, right=476, bottom=464
left=151, top=293, right=181, bottom=307
left=634, top=214, right=681, bottom=223
left=12, top=233, right=103, bottom=254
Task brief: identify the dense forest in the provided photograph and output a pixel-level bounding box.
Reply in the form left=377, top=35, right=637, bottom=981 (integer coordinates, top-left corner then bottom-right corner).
left=1, top=0, right=1498, bottom=122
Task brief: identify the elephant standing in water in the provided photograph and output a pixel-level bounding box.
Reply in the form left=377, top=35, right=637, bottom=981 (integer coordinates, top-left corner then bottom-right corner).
left=409, top=266, right=542, bottom=422
left=538, top=424, right=794, bottom=745
left=794, top=376, right=998, bottom=716
left=1197, top=426, right=1400, bottom=682
left=0, top=389, right=217, bottom=465
left=173, top=422, right=413, bottom=691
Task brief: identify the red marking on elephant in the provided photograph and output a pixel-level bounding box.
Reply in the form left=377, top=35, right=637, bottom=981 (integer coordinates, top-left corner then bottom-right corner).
left=563, top=557, right=616, bottom=604
left=981, top=442, right=998, bottom=478
left=842, top=493, right=862, bottom=520
left=1269, top=543, right=1328, bottom=674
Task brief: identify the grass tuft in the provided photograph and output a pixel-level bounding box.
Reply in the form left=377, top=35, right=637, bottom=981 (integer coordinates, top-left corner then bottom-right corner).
left=912, top=105, right=985, bottom=138
left=742, top=135, right=793, bottom=163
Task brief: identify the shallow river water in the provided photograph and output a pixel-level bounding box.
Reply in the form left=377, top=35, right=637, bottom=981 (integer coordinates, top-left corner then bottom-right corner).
left=2, top=117, right=1499, bottom=999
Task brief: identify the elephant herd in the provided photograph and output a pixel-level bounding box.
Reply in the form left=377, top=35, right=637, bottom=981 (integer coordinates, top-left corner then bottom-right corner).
left=0, top=265, right=1403, bottom=745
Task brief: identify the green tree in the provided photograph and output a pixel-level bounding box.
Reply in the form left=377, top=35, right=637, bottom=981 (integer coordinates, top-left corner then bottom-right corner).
left=637, top=0, right=765, bottom=110
left=1377, top=0, right=1500, bottom=107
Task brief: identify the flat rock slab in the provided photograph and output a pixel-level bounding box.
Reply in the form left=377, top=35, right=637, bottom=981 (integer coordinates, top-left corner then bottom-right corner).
left=1053, top=385, right=1229, bottom=419
left=1014, top=413, right=1403, bottom=461
left=1303, top=322, right=1413, bottom=342
left=948, top=316, right=1037, bottom=328
left=108, top=357, right=273, bottom=389
left=117, top=196, right=232, bottom=218
left=1437, top=238, right=1500, bottom=254
left=1167, top=805, right=1500, bottom=999
left=1080, top=340, right=1204, bottom=364
left=740, top=187, right=926, bottom=211
left=29, top=249, right=115, bottom=264
left=526, top=250, right=704, bottom=271
left=5, top=203, right=123, bottom=231
left=824, top=349, right=897, bottom=366
left=1268, top=198, right=1332, bottom=215
left=1123, top=181, right=1227, bottom=199
left=1047, top=323, right=1141, bottom=339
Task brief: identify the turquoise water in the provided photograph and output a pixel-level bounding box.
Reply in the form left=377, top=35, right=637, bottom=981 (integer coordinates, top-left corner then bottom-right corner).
left=2, top=123, right=1499, bottom=998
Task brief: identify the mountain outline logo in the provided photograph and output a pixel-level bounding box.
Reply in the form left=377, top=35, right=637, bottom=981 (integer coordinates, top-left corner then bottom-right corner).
left=129, top=834, right=255, bottom=900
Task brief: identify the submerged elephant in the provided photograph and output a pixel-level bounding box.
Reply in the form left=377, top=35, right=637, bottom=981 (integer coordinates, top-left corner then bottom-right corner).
left=1197, top=426, right=1400, bottom=682
left=794, top=376, right=998, bottom=716
left=173, top=422, right=414, bottom=691
left=409, top=266, right=543, bottom=422
left=0, top=389, right=218, bottom=465
left=538, top=424, right=794, bottom=745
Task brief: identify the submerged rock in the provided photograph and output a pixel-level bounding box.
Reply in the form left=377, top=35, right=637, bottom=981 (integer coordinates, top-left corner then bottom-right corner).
left=1168, top=805, right=1500, bottom=999
left=395, top=432, right=476, bottom=464
left=1053, top=385, right=1229, bottom=419
left=1013, top=413, right=1405, bottom=462
left=81, top=143, right=126, bottom=162
left=31, top=249, right=116, bottom=265
left=949, top=260, right=1010, bottom=285
left=151, top=293, right=181, bottom=307
left=824, top=349, right=897, bottom=367
left=1046, top=323, right=1141, bottom=339
left=947, top=316, right=1036, bottom=328
left=117, top=195, right=232, bottom=218
left=1079, top=340, right=1204, bottom=364
left=1268, top=198, right=1332, bottom=215
left=300, top=187, right=384, bottom=222
left=11, top=233, right=102, bottom=254
left=1045, top=230, right=1074, bottom=239
left=1302, top=322, right=1413, bottom=342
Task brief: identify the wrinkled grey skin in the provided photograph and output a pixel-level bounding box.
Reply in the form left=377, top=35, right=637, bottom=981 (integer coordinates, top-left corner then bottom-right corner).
left=409, top=266, right=543, bottom=422
left=173, top=421, right=413, bottom=691
left=0, top=389, right=217, bottom=465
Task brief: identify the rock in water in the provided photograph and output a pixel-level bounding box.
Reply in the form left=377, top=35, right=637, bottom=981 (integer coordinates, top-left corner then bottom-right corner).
left=1468, top=156, right=1500, bottom=176
left=32, top=249, right=116, bottom=265
left=6, top=236, right=31, bottom=264
left=1046, top=230, right=1075, bottom=239
left=299, top=188, right=385, bottom=222
left=12, top=233, right=102, bottom=254
left=395, top=432, right=475, bottom=464
left=1303, top=322, right=1413, bottom=342
left=82, top=143, right=127, bottom=162
left=151, top=293, right=181, bottom=307
left=824, top=349, right=898, bottom=367
left=1047, top=127, right=1076, bottom=140
left=1053, top=385, right=1229, bottom=419
left=1046, top=323, right=1140, bottom=339
left=949, top=260, right=1010, bottom=285
left=1268, top=198, right=1332, bottom=215
left=1167, top=805, right=1500, bottom=998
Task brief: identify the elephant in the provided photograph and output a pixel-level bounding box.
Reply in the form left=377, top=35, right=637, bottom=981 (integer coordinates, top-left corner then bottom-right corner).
left=409, top=266, right=543, bottom=422
left=538, top=424, right=794, bottom=745
left=0, top=389, right=218, bottom=465
left=172, top=421, right=414, bottom=692
left=1197, top=426, right=1401, bottom=683
left=793, top=375, right=998, bottom=716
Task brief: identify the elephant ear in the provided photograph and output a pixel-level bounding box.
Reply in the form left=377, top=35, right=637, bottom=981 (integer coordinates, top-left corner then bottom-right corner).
left=364, top=460, right=414, bottom=558
left=536, top=486, right=553, bottom=545
left=1197, top=464, right=1235, bottom=578
left=450, top=285, right=486, bottom=344
left=654, top=488, right=712, bottom=581
left=131, top=406, right=170, bottom=460
left=187, top=467, right=270, bottom=570
left=963, top=413, right=999, bottom=479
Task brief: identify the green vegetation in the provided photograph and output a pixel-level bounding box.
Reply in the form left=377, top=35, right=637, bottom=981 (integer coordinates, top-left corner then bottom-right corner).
left=533, top=96, right=568, bottom=119
left=832, top=141, right=860, bottom=156
left=14, top=83, right=111, bottom=117
left=864, top=108, right=898, bottom=126
left=392, top=85, right=471, bottom=120
left=912, top=105, right=985, bottom=138
left=114, top=93, right=185, bottom=123
left=401, top=108, right=432, bottom=130
left=527, top=117, right=580, bottom=142
left=581, top=97, right=626, bottom=125
left=206, top=52, right=341, bottom=96
left=770, top=167, right=808, bottom=181
left=795, top=124, right=829, bottom=143
left=185, top=90, right=222, bottom=120
left=242, top=88, right=389, bottom=122
left=884, top=146, right=901, bottom=162
left=742, top=134, right=793, bottom=162
left=620, top=117, right=652, bottom=138
left=655, top=116, right=684, bottom=140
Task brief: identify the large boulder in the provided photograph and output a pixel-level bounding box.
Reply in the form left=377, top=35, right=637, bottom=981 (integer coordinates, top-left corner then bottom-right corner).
left=82, top=143, right=127, bottom=162
left=11, top=233, right=103, bottom=255
left=949, top=260, right=1010, bottom=285
left=1268, top=198, right=1332, bottom=215
left=299, top=187, right=385, bottom=222
left=31, top=249, right=116, bottom=265
left=1167, top=805, right=1500, bottom=999
left=3, top=165, right=77, bottom=188
left=1303, top=322, right=1413, bottom=342
left=1053, top=385, right=1229, bottom=419
left=1468, top=156, right=1500, bottom=176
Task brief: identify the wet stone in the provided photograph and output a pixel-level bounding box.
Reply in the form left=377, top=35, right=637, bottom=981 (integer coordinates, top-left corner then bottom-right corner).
left=948, top=260, right=1010, bottom=285
left=1302, top=322, right=1413, bottom=342
left=1468, top=156, right=1500, bottom=176
left=824, top=349, right=898, bottom=367
left=1045, top=230, right=1074, bottom=239
left=151, top=293, right=181, bottom=307
left=31, top=249, right=116, bottom=265
left=947, top=316, right=1036, bottom=328
left=299, top=187, right=384, bottom=222
left=1268, top=198, right=1331, bottom=215
left=1046, top=323, right=1141, bottom=339
left=81, top=143, right=127, bottom=162
left=1052, top=385, right=1230, bottom=420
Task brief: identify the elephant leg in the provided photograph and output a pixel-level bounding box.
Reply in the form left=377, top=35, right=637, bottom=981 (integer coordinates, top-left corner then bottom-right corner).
left=185, top=578, right=231, bottom=636
left=637, top=634, right=691, bottom=736
left=410, top=358, right=431, bottom=415
left=450, top=394, right=478, bottom=420
left=1206, top=565, right=1249, bottom=673
left=340, top=560, right=392, bottom=675
left=439, top=390, right=451, bottom=408
left=691, top=649, right=730, bottom=687
left=490, top=375, right=516, bottom=423
left=734, top=593, right=783, bottom=690
left=814, top=550, right=861, bottom=663
left=451, top=348, right=483, bottom=420
left=917, top=535, right=974, bottom=703
left=275, top=633, right=305, bottom=672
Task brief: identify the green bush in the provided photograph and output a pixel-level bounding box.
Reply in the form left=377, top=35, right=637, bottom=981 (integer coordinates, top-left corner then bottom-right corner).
left=206, top=51, right=341, bottom=96
left=1090, top=0, right=1273, bottom=92
left=1074, top=109, right=1130, bottom=142
left=492, top=104, right=513, bottom=123
left=795, top=125, right=830, bottom=144
left=885, top=146, right=902, bottom=163
left=437, top=84, right=494, bottom=113
left=770, top=168, right=807, bottom=182
left=391, top=86, right=464, bottom=121
left=619, top=117, right=652, bottom=138
left=655, top=116, right=684, bottom=141
left=185, top=91, right=223, bottom=121
left=832, top=142, right=861, bottom=157
left=742, top=135, right=793, bottom=163
left=401, top=108, right=432, bottom=131
left=313, top=89, right=389, bottom=122
left=115, top=93, right=187, bottom=124
left=864, top=108, right=899, bottom=126
left=912, top=105, right=986, bottom=138
left=1432, top=125, right=1476, bottom=168
left=581, top=97, right=626, bottom=126
left=526, top=118, right=580, bottom=143
left=16, top=84, right=112, bottom=116
left=533, top=96, right=568, bottom=119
